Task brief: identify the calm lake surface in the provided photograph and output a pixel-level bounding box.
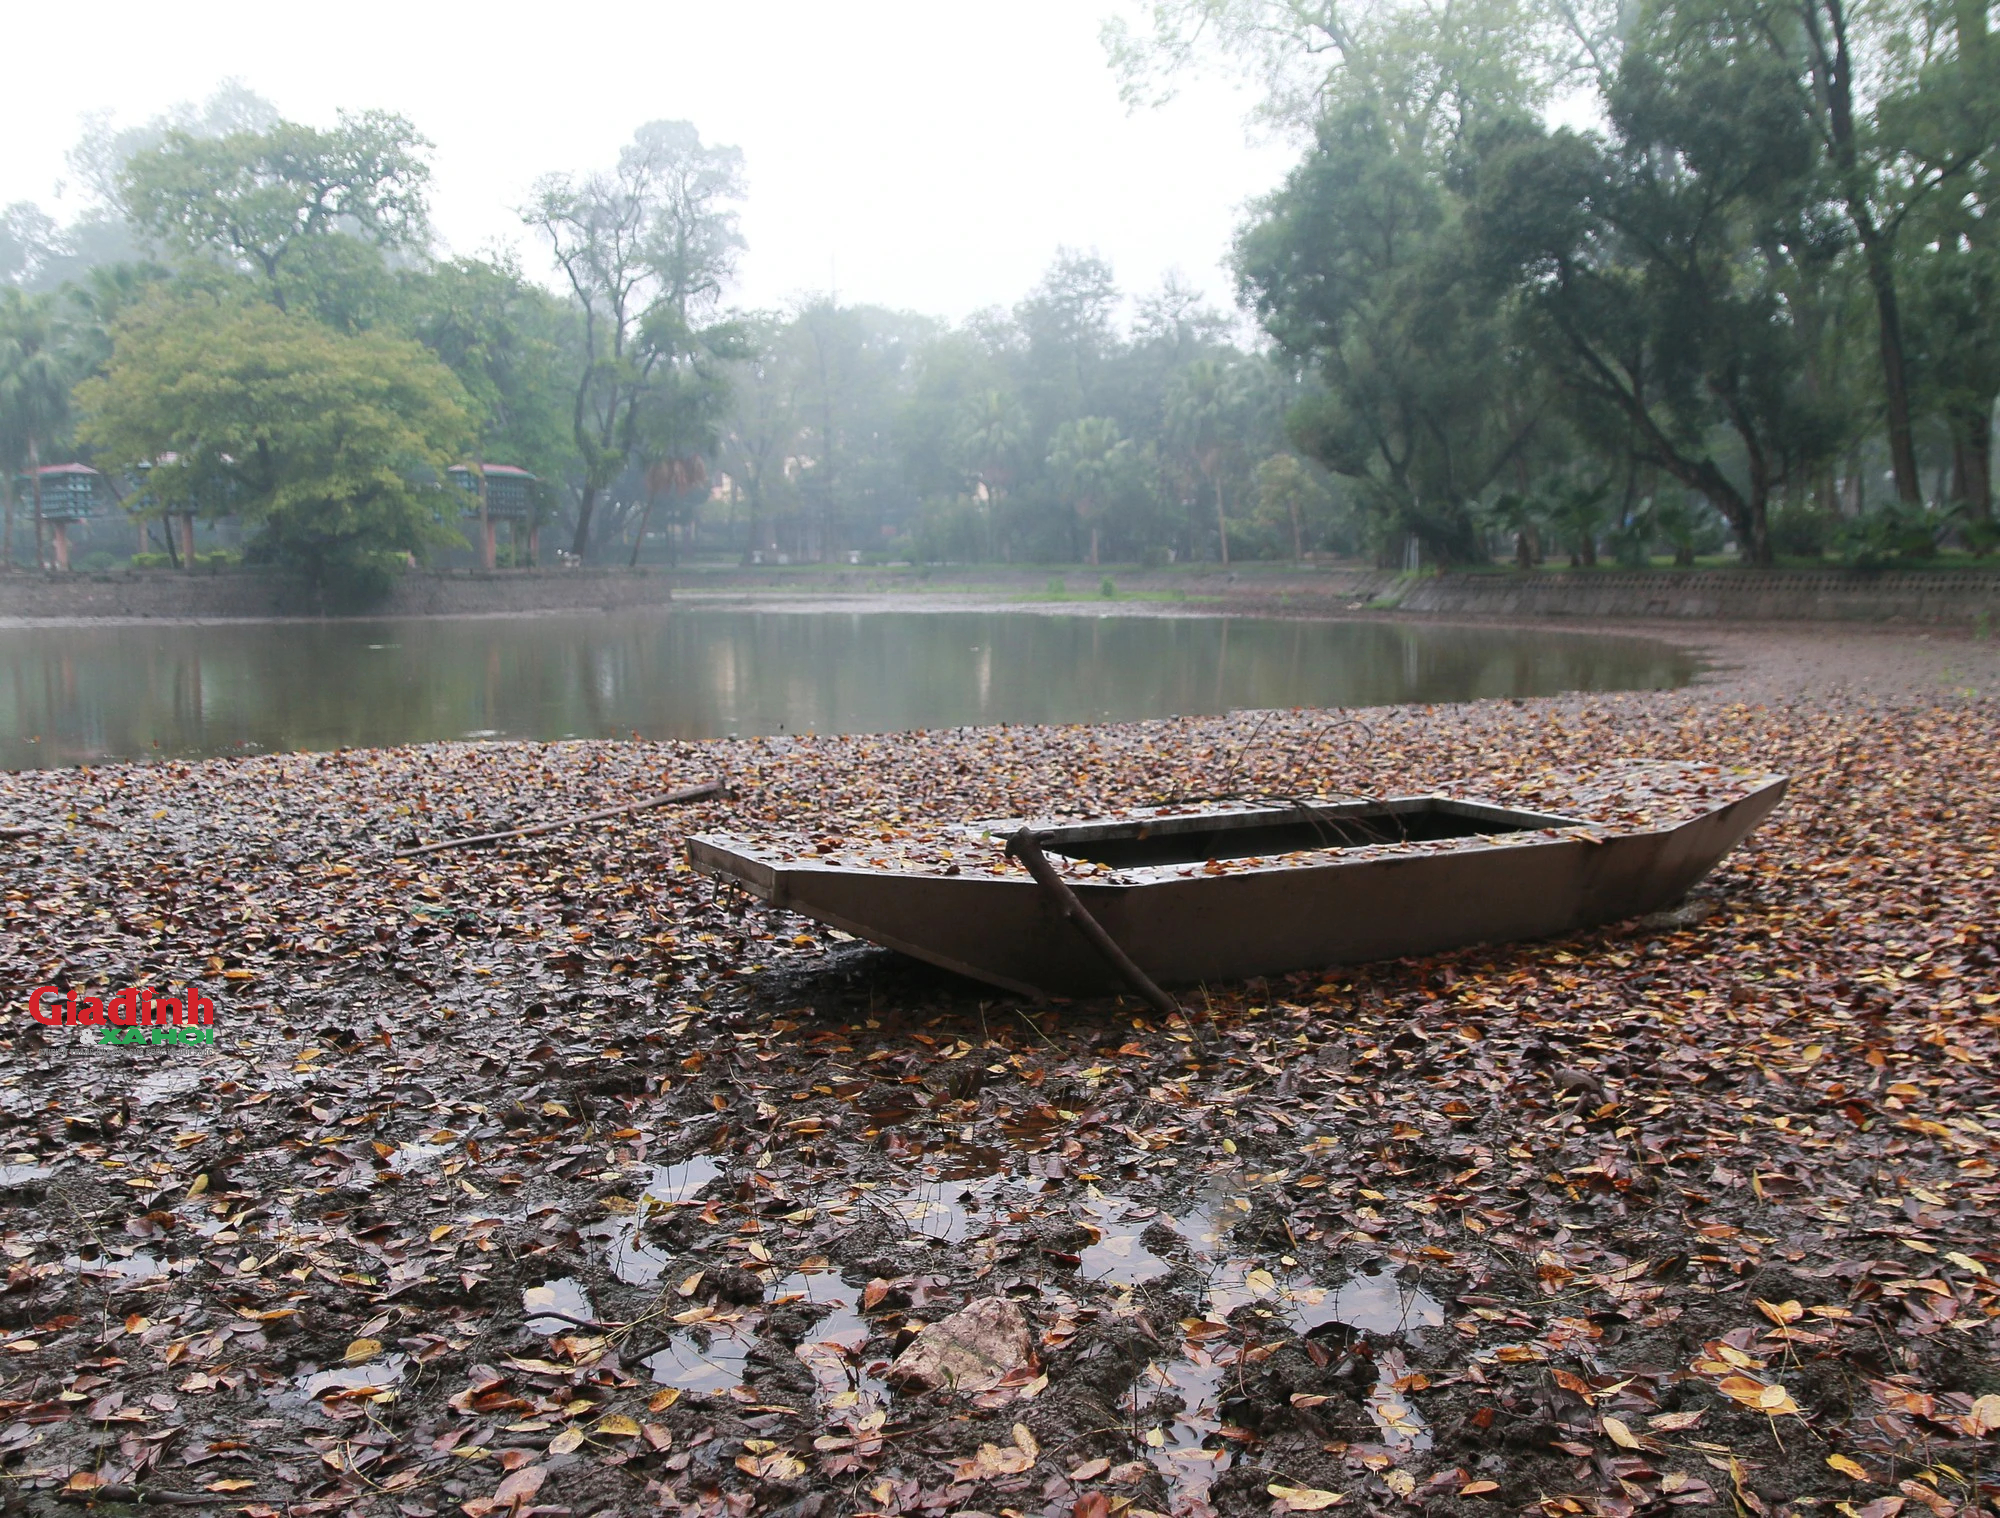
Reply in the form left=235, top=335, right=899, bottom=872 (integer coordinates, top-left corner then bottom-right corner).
left=0, top=609, right=1701, bottom=769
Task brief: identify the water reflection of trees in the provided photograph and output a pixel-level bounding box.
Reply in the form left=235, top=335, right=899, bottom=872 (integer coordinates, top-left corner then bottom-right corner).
left=0, top=613, right=1697, bottom=768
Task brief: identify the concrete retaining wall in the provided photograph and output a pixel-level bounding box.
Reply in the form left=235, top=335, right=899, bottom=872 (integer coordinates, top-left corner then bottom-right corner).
left=1393, top=569, right=2000, bottom=625
left=0, top=568, right=675, bottom=620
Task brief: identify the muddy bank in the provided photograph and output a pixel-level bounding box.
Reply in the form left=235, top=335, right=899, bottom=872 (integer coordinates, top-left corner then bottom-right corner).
left=0, top=628, right=1995, bottom=1518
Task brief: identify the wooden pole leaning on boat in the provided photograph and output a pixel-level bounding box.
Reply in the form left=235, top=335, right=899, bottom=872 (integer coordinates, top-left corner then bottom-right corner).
left=393, top=778, right=729, bottom=859
left=1004, top=826, right=1197, bottom=1039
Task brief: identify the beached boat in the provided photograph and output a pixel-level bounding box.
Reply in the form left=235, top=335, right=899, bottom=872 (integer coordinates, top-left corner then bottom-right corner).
left=687, top=761, right=1787, bottom=997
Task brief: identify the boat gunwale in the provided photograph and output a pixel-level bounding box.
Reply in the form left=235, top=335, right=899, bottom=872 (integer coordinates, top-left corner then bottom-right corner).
left=688, top=773, right=1787, bottom=891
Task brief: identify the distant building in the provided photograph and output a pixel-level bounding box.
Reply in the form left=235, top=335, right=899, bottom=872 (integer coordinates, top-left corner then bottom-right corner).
left=448, top=464, right=540, bottom=568
left=17, top=463, right=107, bottom=572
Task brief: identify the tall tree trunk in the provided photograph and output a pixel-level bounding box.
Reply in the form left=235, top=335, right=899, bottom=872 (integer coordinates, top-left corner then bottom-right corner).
left=629, top=494, right=655, bottom=568
left=570, top=483, right=598, bottom=559
left=1948, top=403, right=1992, bottom=519
left=1213, top=474, right=1230, bottom=567
left=28, top=438, right=45, bottom=572
left=1804, top=0, right=1922, bottom=503
left=1290, top=499, right=1303, bottom=562
left=1, top=472, right=13, bottom=568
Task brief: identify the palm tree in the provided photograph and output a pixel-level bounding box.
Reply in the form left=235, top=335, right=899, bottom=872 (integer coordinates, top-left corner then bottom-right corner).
left=0, top=292, right=76, bottom=571
left=955, top=389, right=1025, bottom=561
left=1165, top=358, right=1246, bottom=567
left=1048, top=416, right=1126, bottom=565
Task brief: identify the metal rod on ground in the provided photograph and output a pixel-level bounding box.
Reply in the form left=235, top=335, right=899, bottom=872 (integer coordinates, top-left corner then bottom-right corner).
left=1004, top=826, right=1204, bottom=1045
left=393, top=778, right=729, bottom=859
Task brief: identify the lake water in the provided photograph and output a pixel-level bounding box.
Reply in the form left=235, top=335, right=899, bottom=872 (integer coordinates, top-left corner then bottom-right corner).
left=0, top=609, right=1700, bottom=769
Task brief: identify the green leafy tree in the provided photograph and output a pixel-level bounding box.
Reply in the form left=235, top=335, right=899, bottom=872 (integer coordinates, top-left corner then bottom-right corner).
left=1165, top=357, right=1261, bottom=565
left=525, top=120, right=746, bottom=558
left=406, top=257, right=576, bottom=478
left=955, top=388, right=1028, bottom=560
left=1239, top=106, right=1535, bottom=564
left=76, top=296, right=472, bottom=602
left=119, top=111, right=432, bottom=318
left=1253, top=452, right=1332, bottom=560
left=0, top=290, right=78, bottom=568
left=1467, top=42, right=1847, bottom=565
left=1049, top=415, right=1130, bottom=564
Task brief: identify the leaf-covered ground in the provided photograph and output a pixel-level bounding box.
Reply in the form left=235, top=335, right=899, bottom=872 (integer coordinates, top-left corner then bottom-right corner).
left=1, top=623, right=1996, bottom=1518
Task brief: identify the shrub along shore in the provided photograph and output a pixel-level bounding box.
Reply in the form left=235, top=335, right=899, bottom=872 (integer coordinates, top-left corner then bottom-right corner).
left=0, top=625, right=1995, bottom=1516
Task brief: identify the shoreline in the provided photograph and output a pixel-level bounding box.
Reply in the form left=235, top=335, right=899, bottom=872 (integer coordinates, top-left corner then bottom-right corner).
left=0, top=559, right=1994, bottom=627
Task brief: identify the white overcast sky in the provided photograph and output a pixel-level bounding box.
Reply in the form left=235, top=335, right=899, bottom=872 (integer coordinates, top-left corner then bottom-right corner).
left=0, top=0, right=1300, bottom=323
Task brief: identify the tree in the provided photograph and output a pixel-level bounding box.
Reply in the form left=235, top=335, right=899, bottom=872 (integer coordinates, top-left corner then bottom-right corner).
left=1103, top=0, right=1580, bottom=146
left=406, top=257, right=576, bottom=478
left=1238, top=106, right=1533, bottom=564
left=955, top=388, right=1028, bottom=560
left=120, top=111, right=432, bottom=314
left=76, top=296, right=473, bottom=601
left=1466, top=45, right=1847, bottom=565
left=1049, top=416, right=1129, bottom=564
left=1166, top=357, right=1258, bottom=565
left=525, top=120, right=746, bottom=558
left=1254, top=452, right=1332, bottom=559
left=0, top=290, right=77, bottom=569
left=719, top=313, right=804, bottom=562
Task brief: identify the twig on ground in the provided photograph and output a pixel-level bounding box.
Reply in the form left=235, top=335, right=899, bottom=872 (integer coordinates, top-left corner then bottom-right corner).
left=392, top=778, right=728, bottom=859
left=55, top=1484, right=225, bottom=1507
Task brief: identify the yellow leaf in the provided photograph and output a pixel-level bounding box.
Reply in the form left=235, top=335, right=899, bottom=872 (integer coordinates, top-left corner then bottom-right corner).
left=595, top=1414, right=641, bottom=1437
left=343, top=1338, right=383, bottom=1365
left=1946, top=1252, right=1988, bottom=1278
left=648, top=1388, right=682, bottom=1413
left=1070, top=1458, right=1111, bottom=1480
left=1244, top=1268, right=1278, bottom=1296
left=677, top=1271, right=704, bottom=1298
left=1754, top=1298, right=1803, bottom=1326
left=1603, top=1416, right=1641, bottom=1449
left=222, top=969, right=257, bottom=981
left=1826, top=1454, right=1870, bottom=1481
left=1463, top=1480, right=1500, bottom=1495
left=1012, top=1422, right=1039, bottom=1458
left=186, top=1173, right=209, bottom=1198
left=1757, top=1384, right=1801, bottom=1415
left=1268, top=1484, right=1346, bottom=1510
left=205, top=1479, right=257, bottom=1492
left=1967, top=1394, right=2000, bottom=1436
left=548, top=1427, right=586, bottom=1455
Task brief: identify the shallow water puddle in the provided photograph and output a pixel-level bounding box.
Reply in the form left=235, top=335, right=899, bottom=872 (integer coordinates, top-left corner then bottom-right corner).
left=1368, top=1347, right=1433, bottom=1451
left=1077, top=1195, right=1174, bottom=1289
left=873, top=1173, right=1026, bottom=1245
left=644, top=1322, right=757, bottom=1395
left=0, top=1165, right=53, bottom=1187
left=133, top=1066, right=203, bottom=1105
left=770, top=1269, right=883, bottom=1400
left=66, top=1250, right=170, bottom=1279
left=586, top=1155, right=725, bottom=1285
left=644, top=1155, right=724, bottom=1206
left=296, top=1353, right=410, bottom=1400
left=1131, top=1349, right=1234, bottom=1505
left=523, top=1277, right=596, bottom=1334
left=384, top=1141, right=448, bottom=1176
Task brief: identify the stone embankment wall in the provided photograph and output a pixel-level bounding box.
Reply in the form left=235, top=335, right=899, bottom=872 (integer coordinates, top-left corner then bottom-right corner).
left=1391, top=569, right=2000, bottom=625
left=0, top=568, right=674, bottom=620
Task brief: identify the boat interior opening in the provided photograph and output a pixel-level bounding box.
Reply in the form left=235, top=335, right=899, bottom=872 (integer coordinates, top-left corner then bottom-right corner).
left=1036, top=798, right=1577, bottom=870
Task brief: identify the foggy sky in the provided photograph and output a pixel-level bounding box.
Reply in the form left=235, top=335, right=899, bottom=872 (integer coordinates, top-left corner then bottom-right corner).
left=1, top=0, right=1299, bottom=319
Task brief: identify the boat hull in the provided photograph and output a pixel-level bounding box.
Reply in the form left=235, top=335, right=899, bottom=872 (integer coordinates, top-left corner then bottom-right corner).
left=688, top=777, right=1787, bottom=996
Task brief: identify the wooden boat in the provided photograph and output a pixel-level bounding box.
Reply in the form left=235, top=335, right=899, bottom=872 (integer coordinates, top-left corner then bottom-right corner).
left=687, top=761, right=1787, bottom=997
